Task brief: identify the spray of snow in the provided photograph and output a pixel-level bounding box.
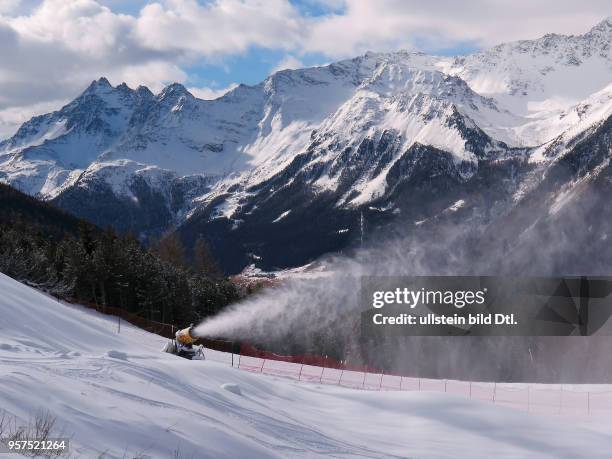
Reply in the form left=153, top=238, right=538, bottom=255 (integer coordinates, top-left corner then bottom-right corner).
left=195, top=195, right=612, bottom=383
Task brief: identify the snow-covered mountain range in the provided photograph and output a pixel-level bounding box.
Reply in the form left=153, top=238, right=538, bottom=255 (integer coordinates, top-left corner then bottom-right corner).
left=1, top=17, right=612, bottom=272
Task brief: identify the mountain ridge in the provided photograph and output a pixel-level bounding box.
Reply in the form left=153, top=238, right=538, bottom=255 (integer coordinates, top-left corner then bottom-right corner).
left=1, top=17, right=611, bottom=272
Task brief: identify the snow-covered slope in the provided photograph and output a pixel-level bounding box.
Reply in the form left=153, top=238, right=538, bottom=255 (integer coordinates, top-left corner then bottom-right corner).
left=1, top=273, right=612, bottom=458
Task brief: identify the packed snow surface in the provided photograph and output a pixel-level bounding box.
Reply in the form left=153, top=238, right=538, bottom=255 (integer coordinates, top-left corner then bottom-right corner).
left=1, top=273, right=612, bottom=458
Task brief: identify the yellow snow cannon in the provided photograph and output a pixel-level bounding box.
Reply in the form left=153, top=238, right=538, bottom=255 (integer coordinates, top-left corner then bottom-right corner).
left=162, top=324, right=205, bottom=360
left=176, top=325, right=198, bottom=345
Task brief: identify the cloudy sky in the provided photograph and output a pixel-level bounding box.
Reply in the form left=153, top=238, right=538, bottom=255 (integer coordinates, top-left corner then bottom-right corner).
left=0, top=0, right=610, bottom=137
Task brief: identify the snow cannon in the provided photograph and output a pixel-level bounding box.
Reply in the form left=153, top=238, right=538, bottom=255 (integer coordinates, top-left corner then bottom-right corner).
left=175, top=325, right=198, bottom=346
left=161, top=324, right=205, bottom=360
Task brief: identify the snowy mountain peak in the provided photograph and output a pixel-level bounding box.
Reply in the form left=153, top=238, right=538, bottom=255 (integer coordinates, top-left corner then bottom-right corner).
left=588, top=16, right=612, bottom=34
left=73, top=78, right=153, bottom=110
left=136, top=85, right=154, bottom=97
left=363, top=63, right=465, bottom=97
left=158, top=83, right=194, bottom=101
left=82, top=76, right=114, bottom=95
left=116, top=82, right=132, bottom=94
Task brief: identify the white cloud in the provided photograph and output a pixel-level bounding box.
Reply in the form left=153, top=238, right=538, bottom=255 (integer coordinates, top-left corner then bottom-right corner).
left=108, top=61, right=188, bottom=93
left=0, top=0, right=185, bottom=136
left=0, top=0, right=610, bottom=138
left=272, top=55, right=305, bottom=73
left=0, top=0, right=305, bottom=137
left=303, top=1, right=612, bottom=57
left=134, top=0, right=303, bottom=56
left=189, top=83, right=239, bottom=100
left=0, top=0, right=20, bottom=14
left=0, top=99, right=66, bottom=138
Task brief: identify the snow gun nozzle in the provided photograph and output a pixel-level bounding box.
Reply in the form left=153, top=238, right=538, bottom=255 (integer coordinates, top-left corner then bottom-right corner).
left=175, top=325, right=199, bottom=345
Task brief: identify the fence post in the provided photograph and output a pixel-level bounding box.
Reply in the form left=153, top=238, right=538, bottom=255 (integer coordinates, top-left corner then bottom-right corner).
left=362, top=370, right=367, bottom=389
left=378, top=371, right=384, bottom=391
left=238, top=353, right=241, bottom=369
left=527, top=386, right=530, bottom=412
left=493, top=382, right=496, bottom=403
left=260, top=359, right=266, bottom=373
left=338, top=368, right=344, bottom=386
left=117, top=316, right=121, bottom=334
left=298, top=355, right=306, bottom=381
left=469, top=381, right=472, bottom=399
left=588, top=392, right=590, bottom=416
left=400, top=377, right=403, bottom=391
left=444, top=379, right=448, bottom=393
left=418, top=378, right=422, bottom=391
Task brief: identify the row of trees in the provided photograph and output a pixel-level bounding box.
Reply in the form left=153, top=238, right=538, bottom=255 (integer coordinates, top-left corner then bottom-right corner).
left=0, top=217, right=238, bottom=327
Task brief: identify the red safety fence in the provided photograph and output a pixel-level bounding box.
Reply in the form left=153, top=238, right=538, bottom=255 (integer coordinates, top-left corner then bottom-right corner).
left=237, top=343, right=378, bottom=373
left=201, top=346, right=612, bottom=416
left=61, top=297, right=177, bottom=338
left=62, top=293, right=612, bottom=416
left=197, top=337, right=235, bottom=354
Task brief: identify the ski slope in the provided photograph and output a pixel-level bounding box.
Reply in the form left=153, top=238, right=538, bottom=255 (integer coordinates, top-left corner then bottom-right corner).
left=1, top=273, right=612, bottom=458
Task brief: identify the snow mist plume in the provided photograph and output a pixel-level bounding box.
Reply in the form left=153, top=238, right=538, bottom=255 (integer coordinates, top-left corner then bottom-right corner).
left=195, top=218, right=472, bottom=339
left=196, top=194, right=612, bottom=383
left=194, top=254, right=364, bottom=348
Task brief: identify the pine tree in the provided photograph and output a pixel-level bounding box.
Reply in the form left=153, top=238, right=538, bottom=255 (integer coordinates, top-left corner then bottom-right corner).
left=0, top=184, right=241, bottom=329
left=194, top=236, right=222, bottom=278
left=155, top=232, right=187, bottom=269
